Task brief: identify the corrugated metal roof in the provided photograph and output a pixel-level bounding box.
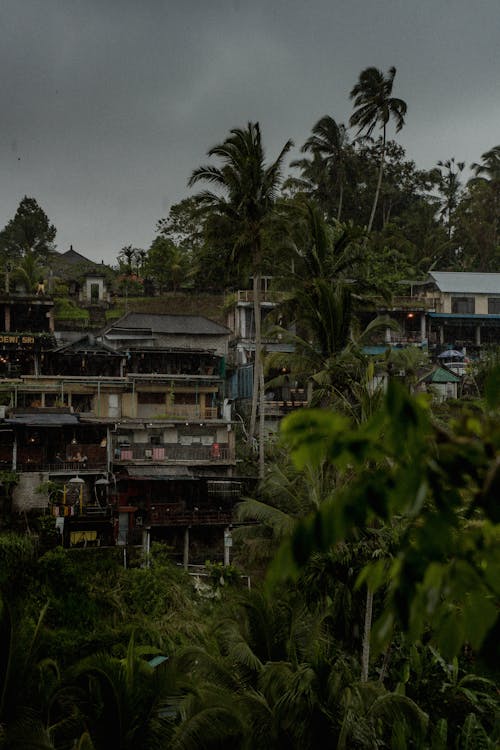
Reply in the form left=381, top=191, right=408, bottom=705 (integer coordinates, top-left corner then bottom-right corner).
left=428, top=312, right=500, bottom=320
left=6, top=413, right=79, bottom=426
left=422, top=367, right=461, bottom=384
left=430, top=272, right=500, bottom=295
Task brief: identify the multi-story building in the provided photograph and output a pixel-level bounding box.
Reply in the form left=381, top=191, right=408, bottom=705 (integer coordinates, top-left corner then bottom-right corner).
left=422, top=272, right=500, bottom=350
left=0, top=305, right=242, bottom=562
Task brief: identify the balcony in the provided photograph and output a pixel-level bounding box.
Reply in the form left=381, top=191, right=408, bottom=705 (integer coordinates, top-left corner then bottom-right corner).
left=148, top=505, right=232, bottom=526
left=138, top=405, right=219, bottom=420
left=17, top=444, right=107, bottom=473
left=114, top=442, right=232, bottom=463
left=236, top=290, right=283, bottom=304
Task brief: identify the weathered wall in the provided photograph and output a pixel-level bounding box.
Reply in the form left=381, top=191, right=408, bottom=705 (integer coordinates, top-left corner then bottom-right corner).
left=13, top=472, right=49, bottom=512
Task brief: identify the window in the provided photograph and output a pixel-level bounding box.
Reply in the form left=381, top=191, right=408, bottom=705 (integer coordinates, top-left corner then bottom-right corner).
left=488, top=298, right=500, bottom=314
left=90, top=283, right=100, bottom=302
left=451, top=297, right=475, bottom=314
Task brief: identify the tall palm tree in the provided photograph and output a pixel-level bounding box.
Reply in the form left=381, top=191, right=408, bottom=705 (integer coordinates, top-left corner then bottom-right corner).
left=349, top=66, right=407, bottom=235
left=470, top=145, right=500, bottom=248
left=189, top=123, right=293, bottom=478
left=266, top=202, right=397, bottom=404
left=436, top=157, right=465, bottom=240
left=301, top=116, right=350, bottom=221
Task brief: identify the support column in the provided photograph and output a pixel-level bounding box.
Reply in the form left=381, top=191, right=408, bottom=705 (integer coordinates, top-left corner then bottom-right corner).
left=183, top=527, right=190, bottom=570
left=224, top=527, right=232, bottom=566
left=4, top=305, right=10, bottom=332
left=142, top=526, right=151, bottom=568
left=385, top=327, right=392, bottom=344
left=475, top=324, right=481, bottom=346
left=12, top=435, right=17, bottom=471
left=420, top=313, right=426, bottom=342
left=439, top=326, right=444, bottom=345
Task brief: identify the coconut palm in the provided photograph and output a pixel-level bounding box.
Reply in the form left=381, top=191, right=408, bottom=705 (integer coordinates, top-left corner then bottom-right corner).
left=470, top=145, right=500, bottom=248
left=266, top=202, right=397, bottom=406
left=12, top=251, right=44, bottom=294
left=301, top=116, right=350, bottom=221
left=349, top=66, right=407, bottom=235
left=436, top=157, right=465, bottom=240
left=189, top=123, right=293, bottom=478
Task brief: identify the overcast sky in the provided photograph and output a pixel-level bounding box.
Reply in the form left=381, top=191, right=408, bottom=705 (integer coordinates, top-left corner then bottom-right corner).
left=1, top=0, right=498, bottom=265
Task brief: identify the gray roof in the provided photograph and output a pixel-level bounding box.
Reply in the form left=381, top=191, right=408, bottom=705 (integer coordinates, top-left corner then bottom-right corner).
left=54, top=335, right=121, bottom=355
left=430, top=272, right=500, bottom=295
left=106, top=312, right=230, bottom=336
left=6, top=413, right=79, bottom=426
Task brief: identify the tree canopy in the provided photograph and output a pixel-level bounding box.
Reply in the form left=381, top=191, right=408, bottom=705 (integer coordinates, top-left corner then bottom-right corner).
left=0, top=197, right=56, bottom=265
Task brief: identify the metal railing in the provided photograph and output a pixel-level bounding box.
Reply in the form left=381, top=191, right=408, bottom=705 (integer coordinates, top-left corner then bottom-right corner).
left=148, top=506, right=232, bottom=526
left=114, top=443, right=232, bottom=462
left=18, top=460, right=107, bottom=473
left=138, top=405, right=219, bottom=420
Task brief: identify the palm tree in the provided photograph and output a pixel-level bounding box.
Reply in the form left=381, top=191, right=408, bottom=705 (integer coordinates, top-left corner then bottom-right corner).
left=12, top=251, right=43, bottom=294
left=470, top=145, right=500, bottom=248
left=266, top=202, right=397, bottom=405
left=189, top=123, right=293, bottom=478
left=349, top=66, right=407, bottom=235
left=118, top=245, right=137, bottom=275
left=436, top=157, right=465, bottom=240
left=301, top=116, right=350, bottom=221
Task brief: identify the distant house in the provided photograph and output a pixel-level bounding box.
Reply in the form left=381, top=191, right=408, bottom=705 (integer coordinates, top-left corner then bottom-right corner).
left=100, top=312, right=231, bottom=359
left=418, top=365, right=461, bottom=401
left=424, top=272, right=500, bottom=348
left=50, top=246, right=112, bottom=303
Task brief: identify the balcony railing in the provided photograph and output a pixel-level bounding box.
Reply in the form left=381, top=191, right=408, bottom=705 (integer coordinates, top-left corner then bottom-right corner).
left=114, top=442, right=232, bottom=462
left=18, top=460, right=107, bottom=473
left=236, top=290, right=283, bottom=304
left=262, top=400, right=309, bottom=416
left=138, top=405, right=219, bottom=420
left=148, top=506, right=232, bottom=526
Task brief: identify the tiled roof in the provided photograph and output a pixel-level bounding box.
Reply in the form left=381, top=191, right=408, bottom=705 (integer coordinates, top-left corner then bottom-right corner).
left=107, top=312, right=230, bottom=336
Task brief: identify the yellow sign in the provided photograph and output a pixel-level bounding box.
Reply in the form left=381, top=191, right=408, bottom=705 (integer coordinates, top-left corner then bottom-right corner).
left=0, top=335, right=35, bottom=345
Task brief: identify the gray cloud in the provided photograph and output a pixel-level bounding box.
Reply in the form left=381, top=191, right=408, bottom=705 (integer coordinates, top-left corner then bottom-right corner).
left=0, top=0, right=498, bottom=263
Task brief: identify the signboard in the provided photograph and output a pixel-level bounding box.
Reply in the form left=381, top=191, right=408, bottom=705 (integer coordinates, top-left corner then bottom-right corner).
left=0, top=334, right=35, bottom=346
left=224, top=530, right=233, bottom=548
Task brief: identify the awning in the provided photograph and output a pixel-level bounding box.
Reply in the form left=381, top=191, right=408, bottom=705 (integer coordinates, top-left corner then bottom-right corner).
left=6, top=414, right=80, bottom=426
left=123, top=466, right=196, bottom=479
left=428, top=313, right=500, bottom=320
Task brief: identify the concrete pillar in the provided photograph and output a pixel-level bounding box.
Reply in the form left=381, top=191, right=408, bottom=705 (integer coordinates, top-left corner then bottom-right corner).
left=439, top=326, right=444, bottom=345
left=4, top=305, right=10, bottom=332
left=475, top=325, right=481, bottom=346
left=183, top=527, right=189, bottom=570
left=420, top=313, right=426, bottom=341
left=224, top=527, right=232, bottom=566
left=385, top=327, right=392, bottom=344
left=12, top=435, right=17, bottom=471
